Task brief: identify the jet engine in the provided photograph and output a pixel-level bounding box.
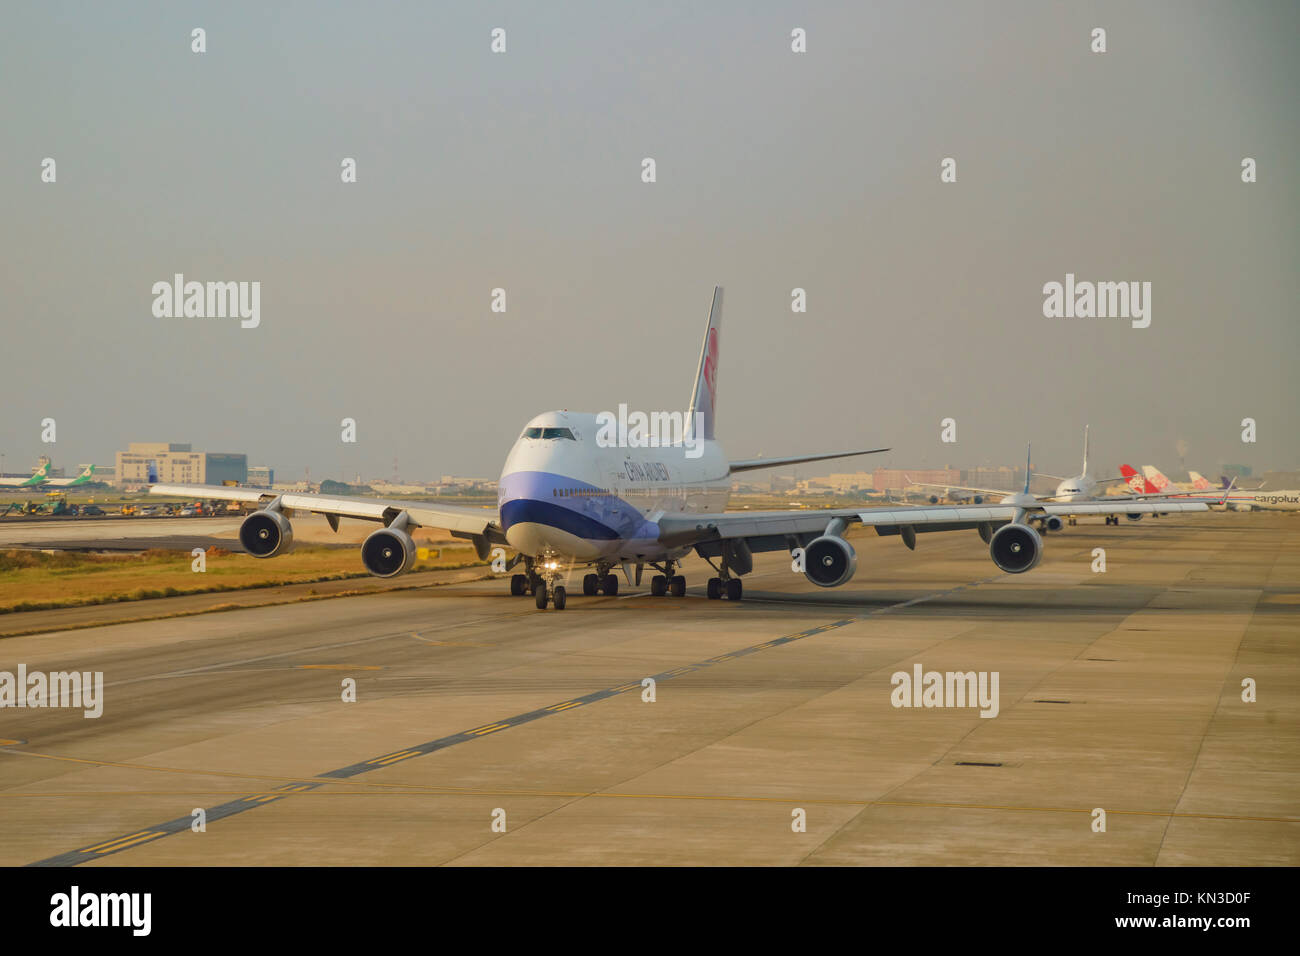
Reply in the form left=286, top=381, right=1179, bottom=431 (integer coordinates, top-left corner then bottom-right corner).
left=989, top=523, right=1042, bottom=573
left=239, top=509, right=293, bottom=558
left=1040, top=515, right=1064, bottom=532
left=1125, top=512, right=1144, bottom=521
left=361, top=523, right=417, bottom=578
left=803, top=535, right=858, bottom=588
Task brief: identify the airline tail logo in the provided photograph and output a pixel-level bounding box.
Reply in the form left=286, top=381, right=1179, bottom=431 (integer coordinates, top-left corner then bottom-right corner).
left=1189, top=471, right=1211, bottom=490
left=688, top=286, right=722, bottom=442
left=146, top=461, right=159, bottom=484
left=702, top=328, right=719, bottom=414
left=1142, top=465, right=1170, bottom=491
left=1120, top=464, right=1155, bottom=494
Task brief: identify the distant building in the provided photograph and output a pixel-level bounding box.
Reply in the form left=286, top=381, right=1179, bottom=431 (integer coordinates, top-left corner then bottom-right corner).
left=369, top=481, right=431, bottom=495
left=872, top=468, right=961, bottom=492
left=961, top=466, right=1024, bottom=492
left=116, top=442, right=247, bottom=487
left=271, top=480, right=313, bottom=493
left=435, top=476, right=497, bottom=493
left=247, top=465, right=275, bottom=488
left=825, top=471, right=876, bottom=493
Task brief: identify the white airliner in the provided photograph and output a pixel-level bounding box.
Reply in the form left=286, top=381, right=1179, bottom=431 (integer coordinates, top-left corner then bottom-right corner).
left=149, top=288, right=1208, bottom=610
left=0, top=462, right=50, bottom=488
left=908, top=426, right=1161, bottom=526
left=44, top=464, right=96, bottom=487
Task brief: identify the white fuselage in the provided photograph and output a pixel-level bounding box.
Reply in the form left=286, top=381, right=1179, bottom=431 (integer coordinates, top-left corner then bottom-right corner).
left=1051, top=473, right=1098, bottom=504
left=497, top=411, right=731, bottom=564
left=1208, top=490, right=1300, bottom=512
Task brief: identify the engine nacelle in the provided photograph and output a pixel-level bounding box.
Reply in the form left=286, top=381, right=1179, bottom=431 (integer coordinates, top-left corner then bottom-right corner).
left=361, top=525, right=417, bottom=578
left=803, top=535, right=858, bottom=588
left=1041, top=515, right=1064, bottom=532
left=972, top=494, right=984, bottom=504
left=989, top=523, right=1043, bottom=574
left=239, top=509, right=293, bottom=558
left=928, top=494, right=940, bottom=504
left=1125, top=512, right=1144, bottom=521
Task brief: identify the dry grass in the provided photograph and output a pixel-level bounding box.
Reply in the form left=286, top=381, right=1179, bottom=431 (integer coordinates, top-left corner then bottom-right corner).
left=0, top=545, right=484, bottom=614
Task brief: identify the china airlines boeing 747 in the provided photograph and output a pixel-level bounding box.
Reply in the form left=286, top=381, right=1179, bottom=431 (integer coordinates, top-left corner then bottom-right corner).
left=149, top=288, right=1209, bottom=610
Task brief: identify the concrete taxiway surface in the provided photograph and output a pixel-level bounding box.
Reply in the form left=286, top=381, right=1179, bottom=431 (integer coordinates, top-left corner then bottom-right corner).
left=1, top=512, right=1296, bottom=866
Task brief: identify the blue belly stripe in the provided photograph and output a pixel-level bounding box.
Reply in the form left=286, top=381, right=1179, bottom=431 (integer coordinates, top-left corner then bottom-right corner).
left=500, top=498, right=620, bottom=540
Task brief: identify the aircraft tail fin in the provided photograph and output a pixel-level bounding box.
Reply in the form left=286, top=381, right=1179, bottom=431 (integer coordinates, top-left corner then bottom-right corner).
left=686, top=287, right=722, bottom=442
left=1141, top=465, right=1171, bottom=491
left=146, top=460, right=159, bottom=484
left=1081, top=424, right=1090, bottom=476
left=1120, top=464, right=1159, bottom=495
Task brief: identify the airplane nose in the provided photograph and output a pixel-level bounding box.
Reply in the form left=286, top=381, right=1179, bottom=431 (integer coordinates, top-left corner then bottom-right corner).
left=505, top=522, right=551, bottom=555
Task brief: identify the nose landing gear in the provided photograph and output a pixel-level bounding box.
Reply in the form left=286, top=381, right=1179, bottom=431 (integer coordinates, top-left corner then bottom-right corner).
left=529, top=556, right=568, bottom=610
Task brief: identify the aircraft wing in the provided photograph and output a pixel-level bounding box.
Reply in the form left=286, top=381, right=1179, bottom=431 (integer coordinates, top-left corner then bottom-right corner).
left=728, top=447, right=890, bottom=473
left=906, top=479, right=1012, bottom=497
left=1038, top=500, right=1208, bottom=516
left=657, top=499, right=1209, bottom=552
left=148, top=483, right=502, bottom=541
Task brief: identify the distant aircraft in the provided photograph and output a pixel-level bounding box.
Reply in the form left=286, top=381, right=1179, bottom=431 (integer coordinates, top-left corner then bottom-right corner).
left=147, top=288, right=1207, bottom=610
left=44, top=464, right=96, bottom=487
left=1152, top=478, right=1299, bottom=512
left=0, top=462, right=50, bottom=488
left=1141, top=464, right=1191, bottom=493
left=909, top=426, right=1164, bottom=525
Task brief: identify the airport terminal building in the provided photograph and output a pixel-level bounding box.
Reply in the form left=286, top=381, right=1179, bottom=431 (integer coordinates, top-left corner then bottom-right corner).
left=115, top=442, right=247, bottom=487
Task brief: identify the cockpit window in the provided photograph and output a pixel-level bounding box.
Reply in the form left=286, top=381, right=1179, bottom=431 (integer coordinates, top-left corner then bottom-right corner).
left=522, top=426, right=575, bottom=440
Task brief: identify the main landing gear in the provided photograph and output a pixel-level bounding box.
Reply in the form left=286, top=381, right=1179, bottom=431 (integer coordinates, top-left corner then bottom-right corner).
left=703, top=558, right=743, bottom=601
left=646, top=559, right=686, bottom=598
left=581, top=565, right=619, bottom=596
left=706, top=577, right=742, bottom=601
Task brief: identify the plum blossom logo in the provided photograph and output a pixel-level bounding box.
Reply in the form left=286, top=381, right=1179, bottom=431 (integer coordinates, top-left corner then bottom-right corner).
left=702, top=328, right=718, bottom=410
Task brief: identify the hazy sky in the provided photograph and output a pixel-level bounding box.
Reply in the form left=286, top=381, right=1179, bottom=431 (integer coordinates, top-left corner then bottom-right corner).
left=4, top=1, right=1297, bottom=482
